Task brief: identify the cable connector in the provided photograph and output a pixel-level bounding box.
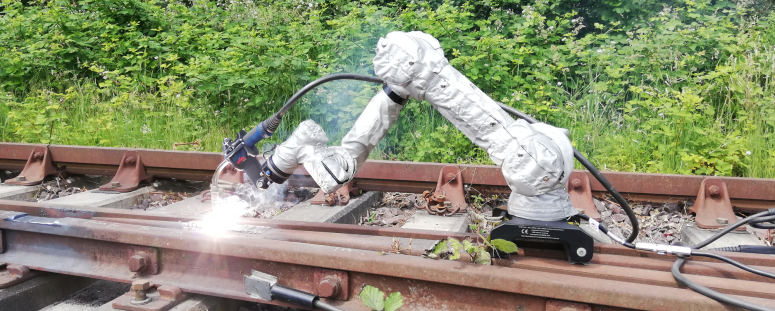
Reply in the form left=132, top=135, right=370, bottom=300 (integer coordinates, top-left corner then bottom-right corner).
left=635, top=243, right=692, bottom=257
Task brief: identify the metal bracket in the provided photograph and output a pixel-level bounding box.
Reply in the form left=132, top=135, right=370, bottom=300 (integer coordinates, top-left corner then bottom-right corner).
left=313, top=268, right=349, bottom=300
left=419, top=165, right=467, bottom=216
left=566, top=172, right=601, bottom=221
left=310, top=183, right=360, bottom=206
left=688, top=177, right=744, bottom=230
left=4, top=146, right=62, bottom=186
left=112, top=283, right=186, bottom=311
left=0, top=263, right=39, bottom=289
left=99, top=151, right=151, bottom=192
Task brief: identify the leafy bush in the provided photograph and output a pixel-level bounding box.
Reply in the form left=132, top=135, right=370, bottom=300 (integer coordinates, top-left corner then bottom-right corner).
left=1, top=0, right=774, bottom=178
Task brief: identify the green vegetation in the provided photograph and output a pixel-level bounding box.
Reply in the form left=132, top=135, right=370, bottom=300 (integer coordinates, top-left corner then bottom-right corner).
left=1, top=0, right=774, bottom=178
left=360, top=285, right=403, bottom=311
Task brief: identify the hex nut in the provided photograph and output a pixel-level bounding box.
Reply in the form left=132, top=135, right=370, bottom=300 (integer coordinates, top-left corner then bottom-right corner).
left=318, top=276, right=341, bottom=298
left=131, top=280, right=151, bottom=291
left=571, top=179, right=582, bottom=189
left=128, top=254, right=147, bottom=272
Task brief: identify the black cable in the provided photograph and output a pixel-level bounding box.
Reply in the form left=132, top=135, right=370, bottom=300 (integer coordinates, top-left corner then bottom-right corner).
left=667, top=208, right=775, bottom=310
left=692, top=251, right=775, bottom=279
left=276, top=73, right=384, bottom=117
left=497, top=102, right=639, bottom=243
left=314, top=300, right=345, bottom=311
left=577, top=214, right=636, bottom=249
left=749, top=214, right=775, bottom=229
left=692, top=209, right=773, bottom=249
left=672, top=257, right=775, bottom=311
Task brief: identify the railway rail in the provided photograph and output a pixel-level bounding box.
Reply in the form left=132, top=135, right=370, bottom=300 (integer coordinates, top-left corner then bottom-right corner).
left=0, top=142, right=774, bottom=311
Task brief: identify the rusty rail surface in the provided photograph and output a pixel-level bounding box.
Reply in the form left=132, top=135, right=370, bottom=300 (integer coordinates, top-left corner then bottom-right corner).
left=2, top=142, right=775, bottom=211
left=1, top=202, right=775, bottom=311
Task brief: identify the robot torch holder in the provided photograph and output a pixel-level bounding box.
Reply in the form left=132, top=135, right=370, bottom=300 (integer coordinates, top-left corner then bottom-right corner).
left=222, top=114, right=286, bottom=190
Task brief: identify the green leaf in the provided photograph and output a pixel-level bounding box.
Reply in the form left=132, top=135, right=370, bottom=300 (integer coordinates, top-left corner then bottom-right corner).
left=384, top=292, right=403, bottom=311
left=491, top=239, right=519, bottom=254
left=463, top=240, right=477, bottom=254
left=432, top=239, right=447, bottom=255
left=360, top=285, right=385, bottom=311
left=474, top=247, right=492, bottom=265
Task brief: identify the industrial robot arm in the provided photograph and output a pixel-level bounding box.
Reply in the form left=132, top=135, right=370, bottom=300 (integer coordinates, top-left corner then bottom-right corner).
left=254, top=31, right=576, bottom=221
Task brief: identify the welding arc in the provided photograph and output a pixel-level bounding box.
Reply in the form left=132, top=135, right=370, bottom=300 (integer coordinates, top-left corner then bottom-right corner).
left=497, top=102, right=640, bottom=243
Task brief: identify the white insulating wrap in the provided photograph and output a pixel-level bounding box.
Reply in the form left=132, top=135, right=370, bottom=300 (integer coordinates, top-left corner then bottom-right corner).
left=373, top=31, right=576, bottom=221
left=270, top=91, right=404, bottom=194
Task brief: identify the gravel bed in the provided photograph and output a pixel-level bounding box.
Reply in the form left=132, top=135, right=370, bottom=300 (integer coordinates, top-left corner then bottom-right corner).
left=32, top=177, right=88, bottom=202
left=359, top=192, right=419, bottom=227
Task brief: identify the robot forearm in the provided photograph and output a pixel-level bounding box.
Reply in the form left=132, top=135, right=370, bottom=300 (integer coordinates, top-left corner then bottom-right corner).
left=266, top=88, right=405, bottom=194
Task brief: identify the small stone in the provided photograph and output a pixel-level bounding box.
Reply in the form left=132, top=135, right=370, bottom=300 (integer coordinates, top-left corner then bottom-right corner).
left=150, top=193, right=163, bottom=201
left=610, top=204, right=622, bottom=214
left=141, top=199, right=150, bottom=209
left=390, top=208, right=400, bottom=216
left=601, top=210, right=612, bottom=218
left=285, top=193, right=298, bottom=203
left=663, top=203, right=680, bottom=213
left=612, top=214, right=628, bottom=222
left=641, top=204, right=653, bottom=216
left=383, top=215, right=407, bottom=225
left=594, top=199, right=606, bottom=213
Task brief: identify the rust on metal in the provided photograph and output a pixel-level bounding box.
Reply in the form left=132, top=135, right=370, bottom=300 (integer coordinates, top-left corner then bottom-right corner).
left=98, top=151, right=151, bottom=192
left=546, top=299, right=591, bottom=311
left=112, top=282, right=186, bottom=311
left=0, top=263, right=39, bottom=289
left=687, top=178, right=744, bottom=230
left=310, top=183, right=360, bottom=206
left=3, top=212, right=775, bottom=310
left=418, top=166, right=467, bottom=216
left=314, top=268, right=348, bottom=300
left=128, top=250, right=159, bottom=275
left=3, top=143, right=775, bottom=211
left=566, top=172, right=601, bottom=221
left=3, top=146, right=61, bottom=186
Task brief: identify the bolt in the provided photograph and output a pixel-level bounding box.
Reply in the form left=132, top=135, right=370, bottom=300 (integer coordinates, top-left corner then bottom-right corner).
left=717, top=217, right=729, bottom=225
left=571, top=179, right=582, bottom=189
left=324, top=193, right=336, bottom=206
left=318, top=276, right=341, bottom=298
left=576, top=247, right=587, bottom=257
left=436, top=195, right=445, bottom=202
left=32, top=152, right=44, bottom=161
left=709, top=185, right=720, bottom=196
left=446, top=173, right=456, bottom=183
left=16, top=176, right=26, bottom=181
left=128, top=253, right=148, bottom=272
left=131, top=281, right=151, bottom=304
left=111, top=181, right=121, bottom=188
left=408, top=61, right=414, bottom=65
left=125, top=157, right=136, bottom=165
